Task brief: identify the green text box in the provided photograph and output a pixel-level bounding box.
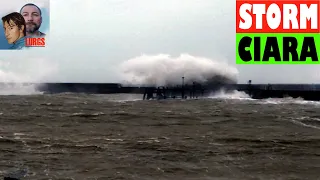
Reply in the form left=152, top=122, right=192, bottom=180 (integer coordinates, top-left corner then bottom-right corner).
left=236, top=33, right=320, bottom=64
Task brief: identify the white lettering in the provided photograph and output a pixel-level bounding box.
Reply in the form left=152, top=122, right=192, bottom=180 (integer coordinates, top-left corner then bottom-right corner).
left=266, top=3, right=281, bottom=29
left=253, top=4, right=266, bottom=29
left=239, top=3, right=252, bottom=29
left=239, top=3, right=318, bottom=30
left=300, top=4, right=318, bottom=29
left=283, top=4, right=299, bottom=29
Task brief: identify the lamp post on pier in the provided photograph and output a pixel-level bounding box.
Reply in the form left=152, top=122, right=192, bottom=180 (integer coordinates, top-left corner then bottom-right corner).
left=182, top=76, right=185, bottom=99
left=182, top=76, right=185, bottom=87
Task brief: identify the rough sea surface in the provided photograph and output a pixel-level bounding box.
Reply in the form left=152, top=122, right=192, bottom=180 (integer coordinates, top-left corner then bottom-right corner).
left=0, top=92, right=319, bottom=180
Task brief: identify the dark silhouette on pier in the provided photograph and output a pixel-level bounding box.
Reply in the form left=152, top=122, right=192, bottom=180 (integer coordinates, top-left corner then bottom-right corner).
left=2, top=77, right=320, bottom=101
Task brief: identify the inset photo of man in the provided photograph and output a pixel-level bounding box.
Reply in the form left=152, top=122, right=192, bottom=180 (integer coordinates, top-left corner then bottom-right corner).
left=0, top=0, right=49, bottom=50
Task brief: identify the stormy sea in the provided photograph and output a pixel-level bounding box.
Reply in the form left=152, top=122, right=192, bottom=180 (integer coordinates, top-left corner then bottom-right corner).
left=0, top=92, right=319, bottom=180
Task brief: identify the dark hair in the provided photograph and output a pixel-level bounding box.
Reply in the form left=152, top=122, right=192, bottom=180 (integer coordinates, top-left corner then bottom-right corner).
left=2, top=12, right=26, bottom=36
left=20, top=3, right=42, bottom=16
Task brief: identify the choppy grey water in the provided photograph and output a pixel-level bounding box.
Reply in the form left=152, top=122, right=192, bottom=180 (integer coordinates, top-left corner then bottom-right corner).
left=0, top=93, right=319, bottom=180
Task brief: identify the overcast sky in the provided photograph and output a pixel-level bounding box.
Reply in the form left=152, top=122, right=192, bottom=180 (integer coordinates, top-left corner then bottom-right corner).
left=0, top=0, right=319, bottom=84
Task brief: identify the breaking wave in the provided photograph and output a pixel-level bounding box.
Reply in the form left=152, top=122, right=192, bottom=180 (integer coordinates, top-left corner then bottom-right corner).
left=208, top=89, right=252, bottom=100
left=119, top=54, right=238, bottom=87
left=0, top=58, right=57, bottom=95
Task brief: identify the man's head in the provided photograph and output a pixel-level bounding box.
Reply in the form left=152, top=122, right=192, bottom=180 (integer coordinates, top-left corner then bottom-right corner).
left=2, top=12, right=26, bottom=44
left=20, top=3, right=42, bottom=34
